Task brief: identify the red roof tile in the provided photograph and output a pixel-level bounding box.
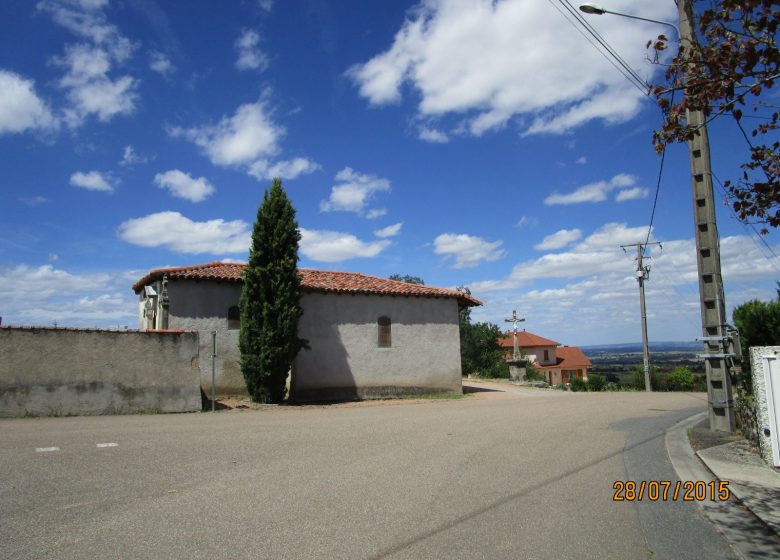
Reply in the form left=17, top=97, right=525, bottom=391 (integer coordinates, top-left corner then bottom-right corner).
left=534, top=346, right=592, bottom=370
left=132, top=261, right=481, bottom=307
left=497, top=330, right=560, bottom=349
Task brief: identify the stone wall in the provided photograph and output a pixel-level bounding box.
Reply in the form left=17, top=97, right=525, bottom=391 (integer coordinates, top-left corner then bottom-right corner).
left=291, top=293, right=463, bottom=401
left=751, top=346, right=780, bottom=466
left=0, top=326, right=201, bottom=417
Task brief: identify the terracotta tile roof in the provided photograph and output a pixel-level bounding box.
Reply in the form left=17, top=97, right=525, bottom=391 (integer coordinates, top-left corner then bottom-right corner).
left=533, top=346, right=593, bottom=370
left=132, top=261, right=481, bottom=307
left=497, top=330, right=561, bottom=349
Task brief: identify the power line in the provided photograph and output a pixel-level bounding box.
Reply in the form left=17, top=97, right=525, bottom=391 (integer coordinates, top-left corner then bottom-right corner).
left=546, top=0, right=649, bottom=95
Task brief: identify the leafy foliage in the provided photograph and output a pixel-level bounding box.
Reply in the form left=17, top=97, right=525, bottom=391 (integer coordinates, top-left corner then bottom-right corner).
left=733, top=296, right=780, bottom=386
left=388, top=274, right=425, bottom=285
left=239, top=179, right=307, bottom=404
left=651, top=0, right=780, bottom=232
left=457, top=286, right=507, bottom=378
left=570, top=377, right=588, bottom=392
left=587, top=373, right=607, bottom=392
left=666, top=366, right=696, bottom=391
left=631, top=366, right=662, bottom=391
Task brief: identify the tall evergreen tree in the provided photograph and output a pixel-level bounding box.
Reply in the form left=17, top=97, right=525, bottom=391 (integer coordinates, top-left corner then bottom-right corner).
left=239, top=178, right=307, bottom=403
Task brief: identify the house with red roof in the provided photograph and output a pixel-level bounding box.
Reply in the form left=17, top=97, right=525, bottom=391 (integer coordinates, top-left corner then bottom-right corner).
left=498, top=330, right=592, bottom=385
left=133, top=261, right=481, bottom=401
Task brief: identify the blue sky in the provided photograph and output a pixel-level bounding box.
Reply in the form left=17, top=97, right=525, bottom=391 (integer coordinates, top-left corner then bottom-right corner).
left=1, top=0, right=778, bottom=346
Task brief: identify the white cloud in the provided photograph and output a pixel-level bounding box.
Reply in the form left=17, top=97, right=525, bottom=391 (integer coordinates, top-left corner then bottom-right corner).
left=0, top=70, right=57, bottom=135
left=374, top=222, right=403, bottom=238
left=0, top=263, right=137, bottom=328
left=615, top=186, right=649, bottom=202
left=247, top=157, right=321, bottom=181
left=235, top=29, right=269, bottom=71
left=467, top=232, right=780, bottom=345
left=534, top=228, right=582, bottom=251
left=320, top=167, right=391, bottom=215
left=418, top=126, right=449, bottom=143
left=154, top=170, right=215, bottom=202
left=70, top=170, right=115, bottom=192
left=516, top=215, right=537, bottom=229
left=348, top=0, right=674, bottom=137
left=258, top=0, right=273, bottom=11
left=19, top=196, right=49, bottom=206
left=299, top=228, right=390, bottom=262
left=544, top=174, right=638, bottom=205
left=119, top=144, right=148, bottom=167
left=149, top=51, right=175, bottom=76
left=366, top=208, right=388, bottom=219
left=56, top=43, right=138, bottom=127
left=39, top=1, right=138, bottom=127
left=576, top=156, right=587, bottom=165
left=434, top=233, right=505, bottom=269
left=169, top=98, right=282, bottom=166
left=117, top=211, right=250, bottom=254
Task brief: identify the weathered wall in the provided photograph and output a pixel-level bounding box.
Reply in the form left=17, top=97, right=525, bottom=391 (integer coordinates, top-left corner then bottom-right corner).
left=166, top=281, right=246, bottom=396
left=0, top=327, right=201, bottom=417
left=291, top=293, right=463, bottom=401
left=751, top=346, right=780, bottom=466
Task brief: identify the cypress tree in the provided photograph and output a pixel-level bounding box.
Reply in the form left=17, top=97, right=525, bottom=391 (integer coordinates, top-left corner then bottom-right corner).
left=239, top=178, right=307, bottom=403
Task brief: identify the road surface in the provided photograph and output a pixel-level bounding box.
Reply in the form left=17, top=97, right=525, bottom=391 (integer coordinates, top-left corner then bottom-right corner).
left=0, top=384, right=736, bottom=559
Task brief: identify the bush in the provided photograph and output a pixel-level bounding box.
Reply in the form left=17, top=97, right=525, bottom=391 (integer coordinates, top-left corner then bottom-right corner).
left=570, top=377, right=587, bottom=392
left=587, top=374, right=606, bottom=392
left=554, top=383, right=567, bottom=391
left=604, top=382, right=620, bottom=392
left=631, top=366, right=662, bottom=391
left=666, top=366, right=695, bottom=391
left=525, top=363, right=544, bottom=382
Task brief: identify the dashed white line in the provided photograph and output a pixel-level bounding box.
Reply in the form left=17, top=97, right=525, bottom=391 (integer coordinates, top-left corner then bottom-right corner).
left=35, top=447, right=60, bottom=452
left=96, top=442, right=119, bottom=448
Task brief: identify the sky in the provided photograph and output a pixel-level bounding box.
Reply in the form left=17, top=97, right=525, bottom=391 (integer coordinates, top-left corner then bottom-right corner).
left=1, top=0, right=778, bottom=346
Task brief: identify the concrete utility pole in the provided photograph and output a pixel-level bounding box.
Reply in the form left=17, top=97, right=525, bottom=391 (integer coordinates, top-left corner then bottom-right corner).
left=504, top=310, right=526, bottom=360
left=678, top=0, right=735, bottom=431
left=578, top=0, right=737, bottom=431
left=621, top=242, right=661, bottom=392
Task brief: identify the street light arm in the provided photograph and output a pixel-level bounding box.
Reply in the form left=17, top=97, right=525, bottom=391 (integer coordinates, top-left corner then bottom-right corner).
left=579, top=5, right=680, bottom=39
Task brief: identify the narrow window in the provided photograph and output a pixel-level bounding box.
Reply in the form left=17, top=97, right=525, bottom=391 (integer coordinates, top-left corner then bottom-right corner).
left=228, top=306, right=240, bottom=330
left=543, top=349, right=549, bottom=362
left=377, top=316, right=391, bottom=348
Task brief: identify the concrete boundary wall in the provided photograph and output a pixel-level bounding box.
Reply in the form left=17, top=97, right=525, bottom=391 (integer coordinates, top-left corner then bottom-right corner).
left=0, top=326, right=202, bottom=417
left=751, top=346, right=780, bottom=466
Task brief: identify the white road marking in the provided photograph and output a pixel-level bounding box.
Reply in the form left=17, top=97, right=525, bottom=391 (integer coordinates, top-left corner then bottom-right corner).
left=96, top=443, right=118, bottom=448
left=35, top=447, right=59, bottom=452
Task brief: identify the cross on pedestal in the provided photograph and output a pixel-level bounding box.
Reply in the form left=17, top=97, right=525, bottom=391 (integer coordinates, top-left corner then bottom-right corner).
left=504, top=310, right=525, bottom=360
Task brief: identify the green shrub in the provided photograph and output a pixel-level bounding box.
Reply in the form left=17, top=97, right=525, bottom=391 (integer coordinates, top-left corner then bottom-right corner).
left=587, top=374, right=606, bottom=392
left=554, top=383, right=567, bottom=391
left=525, top=363, right=544, bottom=382
left=631, top=366, right=662, bottom=391
left=570, top=377, right=587, bottom=392
left=666, top=366, right=695, bottom=391
left=604, top=382, right=620, bottom=392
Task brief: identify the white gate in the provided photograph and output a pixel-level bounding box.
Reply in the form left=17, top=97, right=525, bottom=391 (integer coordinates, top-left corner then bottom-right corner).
left=762, top=354, right=780, bottom=467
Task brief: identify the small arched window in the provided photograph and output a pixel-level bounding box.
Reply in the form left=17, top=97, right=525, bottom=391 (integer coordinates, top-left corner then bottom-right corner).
left=228, top=306, right=240, bottom=330
left=377, top=316, right=391, bottom=348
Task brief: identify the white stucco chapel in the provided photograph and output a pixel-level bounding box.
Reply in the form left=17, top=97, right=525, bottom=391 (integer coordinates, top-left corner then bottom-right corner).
left=133, top=261, right=481, bottom=401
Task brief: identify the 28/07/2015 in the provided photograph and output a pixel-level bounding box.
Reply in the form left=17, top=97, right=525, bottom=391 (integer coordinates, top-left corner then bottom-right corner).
left=612, top=480, right=730, bottom=502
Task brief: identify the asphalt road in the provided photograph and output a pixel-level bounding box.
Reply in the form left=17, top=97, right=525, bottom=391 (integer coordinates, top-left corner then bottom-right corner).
left=0, top=386, right=736, bottom=559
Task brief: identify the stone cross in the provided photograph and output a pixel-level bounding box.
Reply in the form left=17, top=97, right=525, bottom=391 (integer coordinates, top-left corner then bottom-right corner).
left=504, top=310, right=525, bottom=360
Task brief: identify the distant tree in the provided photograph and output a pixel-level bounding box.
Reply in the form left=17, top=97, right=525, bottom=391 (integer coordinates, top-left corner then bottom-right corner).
left=389, top=274, right=425, bottom=285
left=650, top=0, right=780, bottom=232
left=631, top=365, right=662, bottom=391
left=239, top=178, right=308, bottom=404
left=733, top=297, right=780, bottom=382
left=666, top=366, right=695, bottom=391
left=456, top=286, right=506, bottom=378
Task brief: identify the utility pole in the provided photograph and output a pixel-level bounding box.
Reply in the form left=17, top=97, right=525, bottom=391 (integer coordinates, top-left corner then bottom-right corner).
left=678, top=0, right=735, bottom=432
left=621, top=242, right=661, bottom=392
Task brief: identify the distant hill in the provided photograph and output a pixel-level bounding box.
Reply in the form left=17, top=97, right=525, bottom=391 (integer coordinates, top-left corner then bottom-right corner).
left=581, top=341, right=701, bottom=355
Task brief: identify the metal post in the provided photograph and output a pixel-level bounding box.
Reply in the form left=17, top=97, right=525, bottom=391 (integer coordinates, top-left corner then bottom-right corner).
left=637, top=245, right=651, bottom=392
left=211, top=331, right=216, bottom=412
left=622, top=242, right=660, bottom=391
left=678, top=0, right=735, bottom=432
